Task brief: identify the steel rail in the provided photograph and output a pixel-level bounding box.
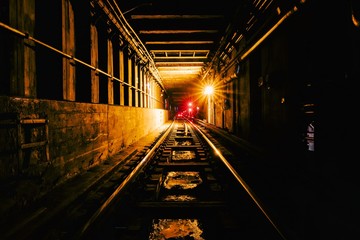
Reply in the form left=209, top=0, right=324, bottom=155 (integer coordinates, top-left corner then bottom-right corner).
left=79, top=120, right=174, bottom=236
left=189, top=120, right=288, bottom=240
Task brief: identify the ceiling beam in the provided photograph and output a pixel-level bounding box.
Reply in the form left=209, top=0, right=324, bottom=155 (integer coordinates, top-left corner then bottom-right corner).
left=145, top=41, right=214, bottom=44
left=131, top=15, right=224, bottom=19
left=139, top=30, right=218, bottom=34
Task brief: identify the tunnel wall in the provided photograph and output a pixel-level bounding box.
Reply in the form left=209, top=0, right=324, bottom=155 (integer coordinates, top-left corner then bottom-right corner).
left=210, top=1, right=359, bottom=159
left=0, top=96, right=168, bottom=213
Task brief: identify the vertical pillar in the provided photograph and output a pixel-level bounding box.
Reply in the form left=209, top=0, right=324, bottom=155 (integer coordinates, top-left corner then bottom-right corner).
left=148, top=78, right=152, bottom=108
left=90, top=23, right=99, bottom=103
left=147, top=74, right=150, bottom=108
left=207, top=95, right=212, bottom=124
left=150, top=80, right=155, bottom=109
left=62, top=0, right=76, bottom=101
left=127, top=52, right=133, bottom=106
left=9, top=0, right=36, bottom=98
left=139, top=66, right=144, bottom=108
left=107, top=37, right=114, bottom=104
left=134, top=61, right=139, bottom=107
left=144, top=73, right=148, bottom=108
left=119, top=50, right=125, bottom=106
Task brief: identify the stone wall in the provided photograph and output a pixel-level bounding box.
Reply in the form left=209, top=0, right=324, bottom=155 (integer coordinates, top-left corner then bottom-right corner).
left=0, top=96, right=168, bottom=213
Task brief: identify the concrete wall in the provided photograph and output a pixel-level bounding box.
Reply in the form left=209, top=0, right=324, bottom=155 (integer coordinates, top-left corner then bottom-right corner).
left=0, top=96, right=168, bottom=212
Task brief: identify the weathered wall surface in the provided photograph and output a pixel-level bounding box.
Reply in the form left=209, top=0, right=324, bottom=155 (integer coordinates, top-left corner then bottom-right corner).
left=0, top=96, right=168, bottom=213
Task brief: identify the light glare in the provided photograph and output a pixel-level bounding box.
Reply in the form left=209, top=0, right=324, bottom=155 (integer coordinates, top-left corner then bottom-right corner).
left=204, top=86, right=213, bottom=95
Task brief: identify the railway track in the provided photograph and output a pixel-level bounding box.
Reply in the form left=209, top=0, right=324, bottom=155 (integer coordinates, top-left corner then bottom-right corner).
left=3, top=118, right=287, bottom=240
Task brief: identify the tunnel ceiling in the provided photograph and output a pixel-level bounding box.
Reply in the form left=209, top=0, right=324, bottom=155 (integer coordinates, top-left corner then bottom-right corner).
left=115, top=0, right=288, bottom=107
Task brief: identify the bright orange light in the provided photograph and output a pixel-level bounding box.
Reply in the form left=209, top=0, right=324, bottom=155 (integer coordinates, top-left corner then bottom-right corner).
left=204, top=86, right=214, bottom=95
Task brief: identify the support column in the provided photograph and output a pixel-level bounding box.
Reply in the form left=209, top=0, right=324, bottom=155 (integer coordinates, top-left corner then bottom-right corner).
left=9, top=0, right=36, bottom=98
left=119, top=50, right=125, bottom=106
left=134, top=61, right=139, bottom=107
left=62, top=0, right=76, bottom=101
left=90, top=23, right=99, bottom=103
left=107, top=37, right=114, bottom=104
left=139, top=66, right=144, bottom=108
left=150, top=80, right=154, bottom=109
left=144, top=73, right=148, bottom=108
left=127, top=52, right=133, bottom=107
